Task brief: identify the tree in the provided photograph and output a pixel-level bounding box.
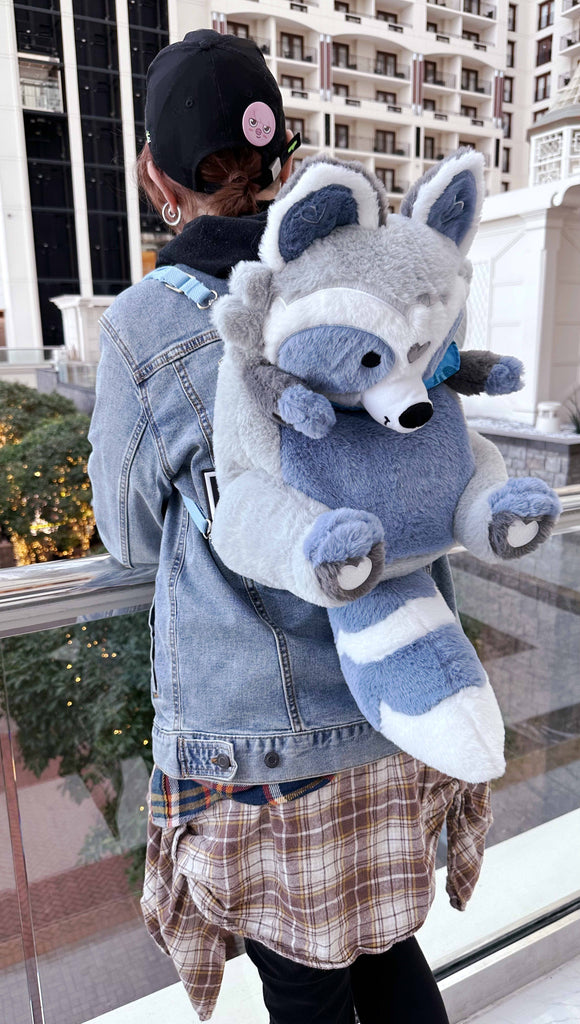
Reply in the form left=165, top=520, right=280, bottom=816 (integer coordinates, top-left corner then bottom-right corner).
left=1, top=611, right=154, bottom=880
left=0, top=380, right=77, bottom=447
left=0, top=412, right=95, bottom=563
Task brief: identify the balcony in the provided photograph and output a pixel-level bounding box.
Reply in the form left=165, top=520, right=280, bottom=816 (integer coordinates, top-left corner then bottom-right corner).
left=300, top=129, right=320, bottom=146
left=562, top=0, right=580, bottom=16
left=277, top=42, right=318, bottom=64
left=558, top=72, right=572, bottom=90
left=423, top=146, right=456, bottom=162
left=560, top=29, right=580, bottom=56
left=424, top=70, right=457, bottom=89
left=335, top=135, right=410, bottom=156
left=460, top=76, right=492, bottom=95
left=1, top=487, right=579, bottom=1022
left=462, top=0, right=496, bottom=17
left=332, top=54, right=410, bottom=79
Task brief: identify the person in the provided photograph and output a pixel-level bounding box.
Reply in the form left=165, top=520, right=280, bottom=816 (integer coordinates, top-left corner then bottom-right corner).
left=88, top=30, right=492, bottom=1024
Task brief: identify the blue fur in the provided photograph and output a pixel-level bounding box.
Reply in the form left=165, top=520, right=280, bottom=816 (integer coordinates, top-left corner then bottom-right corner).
left=304, top=508, right=384, bottom=567
left=489, top=477, right=562, bottom=519
left=331, top=569, right=436, bottom=631
left=278, top=185, right=358, bottom=262
left=278, top=385, right=336, bottom=438
left=485, top=357, right=524, bottom=396
left=427, top=170, right=477, bottom=248
left=282, top=386, right=476, bottom=563
left=337, top=621, right=486, bottom=722
left=278, top=325, right=395, bottom=393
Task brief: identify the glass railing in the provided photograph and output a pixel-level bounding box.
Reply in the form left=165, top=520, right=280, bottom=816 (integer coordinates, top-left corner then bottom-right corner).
left=1, top=486, right=579, bottom=1024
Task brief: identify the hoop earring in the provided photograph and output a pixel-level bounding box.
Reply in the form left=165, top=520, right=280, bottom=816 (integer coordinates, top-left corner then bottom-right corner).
left=162, top=202, right=182, bottom=226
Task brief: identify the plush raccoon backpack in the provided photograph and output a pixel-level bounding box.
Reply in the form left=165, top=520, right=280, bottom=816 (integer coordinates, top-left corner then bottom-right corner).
left=210, top=149, right=560, bottom=783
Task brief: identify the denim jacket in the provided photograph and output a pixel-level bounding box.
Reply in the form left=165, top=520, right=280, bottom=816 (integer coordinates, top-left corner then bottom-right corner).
left=88, top=259, right=457, bottom=784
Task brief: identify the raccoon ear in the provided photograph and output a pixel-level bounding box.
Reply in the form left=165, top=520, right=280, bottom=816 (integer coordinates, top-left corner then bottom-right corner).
left=401, top=148, right=485, bottom=255
left=260, top=157, right=384, bottom=271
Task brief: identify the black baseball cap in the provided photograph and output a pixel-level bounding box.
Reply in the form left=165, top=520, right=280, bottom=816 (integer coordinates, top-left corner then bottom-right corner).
left=145, top=29, right=300, bottom=191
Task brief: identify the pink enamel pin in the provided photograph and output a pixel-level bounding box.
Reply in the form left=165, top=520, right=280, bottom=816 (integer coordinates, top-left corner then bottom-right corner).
left=242, top=101, right=276, bottom=147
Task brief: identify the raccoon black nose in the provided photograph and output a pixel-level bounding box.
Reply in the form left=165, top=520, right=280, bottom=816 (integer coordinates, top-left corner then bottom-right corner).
left=399, top=402, right=433, bottom=429
left=361, top=351, right=381, bottom=367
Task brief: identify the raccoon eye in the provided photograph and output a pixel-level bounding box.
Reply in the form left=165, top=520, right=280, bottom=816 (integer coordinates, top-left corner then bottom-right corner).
left=361, top=351, right=381, bottom=368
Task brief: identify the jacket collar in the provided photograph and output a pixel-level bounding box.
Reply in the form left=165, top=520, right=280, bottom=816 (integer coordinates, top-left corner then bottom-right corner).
left=156, top=207, right=270, bottom=279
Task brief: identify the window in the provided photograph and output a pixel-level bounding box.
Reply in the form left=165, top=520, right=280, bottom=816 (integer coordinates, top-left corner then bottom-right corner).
left=462, top=30, right=480, bottom=42
left=507, top=39, right=515, bottom=67
left=281, top=74, right=304, bottom=90
left=461, top=104, right=478, bottom=117
left=424, top=135, right=435, bottom=160
left=424, top=60, right=438, bottom=84
left=502, top=111, right=512, bottom=137
left=228, top=22, right=249, bottom=37
left=335, top=123, right=349, bottom=148
left=376, top=11, right=398, bottom=22
left=423, top=97, right=436, bottom=111
left=286, top=116, right=305, bottom=137
left=374, top=129, right=395, bottom=154
left=502, top=147, right=511, bottom=173
left=427, top=21, right=438, bottom=33
left=503, top=76, right=513, bottom=103
left=537, top=1, right=554, bottom=30
left=375, top=51, right=397, bottom=76
left=533, top=106, right=549, bottom=121
left=376, top=90, right=396, bottom=103
left=332, top=42, right=350, bottom=67
left=535, top=72, right=550, bottom=102
left=376, top=166, right=395, bottom=191
left=334, top=0, right=349, bottom=10
left=501, top=180, right=510, bottom=191
left=507, top=3, right=517, bottom=31
left=280, top=33, right=304, bottom=61
left=536, top=36, right=552, bottom=66
left=333, top=82, right=349, bottom=97
left=461, top=68, right=479, bottom=92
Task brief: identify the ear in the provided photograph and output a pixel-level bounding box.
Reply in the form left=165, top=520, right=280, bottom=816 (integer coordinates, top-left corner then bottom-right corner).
left=400, top=148, right=485, bottom=256
left=259, top=157, right=385, bottom=272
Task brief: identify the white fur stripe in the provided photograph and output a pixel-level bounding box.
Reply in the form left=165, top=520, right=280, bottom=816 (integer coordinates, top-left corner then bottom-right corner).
left=336, top=594, right=457, bottom=665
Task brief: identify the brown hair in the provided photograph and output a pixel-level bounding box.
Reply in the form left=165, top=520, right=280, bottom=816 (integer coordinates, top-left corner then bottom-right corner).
left=136, top=143, right=264, bottom=229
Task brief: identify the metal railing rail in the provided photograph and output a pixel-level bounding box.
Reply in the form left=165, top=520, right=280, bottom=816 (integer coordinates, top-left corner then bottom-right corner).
left=0, top=485, right=579, bottom=639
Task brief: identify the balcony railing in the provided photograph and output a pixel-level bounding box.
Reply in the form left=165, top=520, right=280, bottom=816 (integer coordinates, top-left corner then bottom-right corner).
left=560, top=29, right=580, bottom=51
left=301, top=129, right=320, bottom=146
left=333, top=54, right=410, bottom=78
left=562, top=0, right=580, bottom=11
left=462, top=0, right=496, bottom=17
left=558, top=72, right=572, bottom=89
left=460, top=76, right=492, bottom=94
left=426, top=0, right=461, bottom=10
left=336, top=136, right=410, bottom=156
left=424, top=71, right=457, bottom=89
left=277, top=43, right=318, bottom=63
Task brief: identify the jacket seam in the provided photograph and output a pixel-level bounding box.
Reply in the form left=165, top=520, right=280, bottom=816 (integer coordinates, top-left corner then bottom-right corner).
left=134, top=331, right=221, bottom=382
left=152, top=719, right=369, bottom=738
left=119, top=409, right=149, bottom=568
left=242, top=578, right=306, bottom=733
left=173, top=359, right=215, bottom=462
left=169, top=503, right=190, bottom=730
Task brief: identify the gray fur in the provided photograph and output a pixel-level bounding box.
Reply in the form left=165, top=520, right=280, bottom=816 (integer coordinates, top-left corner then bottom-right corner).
left=276, top=153, right=390, bottom=227
left=315, top=543, right=386, bottom=603
left=243, top=361, right=301, bottom=418
left=447, top=350, right=502, bottom=396
left=489, top=511, right=555, bottom=559
left=400, top=146, right=477, bottom=219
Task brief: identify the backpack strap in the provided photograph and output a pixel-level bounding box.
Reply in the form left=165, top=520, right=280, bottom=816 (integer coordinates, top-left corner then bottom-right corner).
left=144, top=265, right=219, bottom=538
left=145, top=266, right=219, bottom=309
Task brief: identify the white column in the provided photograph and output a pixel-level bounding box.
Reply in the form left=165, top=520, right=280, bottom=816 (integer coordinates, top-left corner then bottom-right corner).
left=59, top=0, right=93, bottom=296
left=0, top=1, right=43, bottom=352
left=116, top=0, right=145, bottom=284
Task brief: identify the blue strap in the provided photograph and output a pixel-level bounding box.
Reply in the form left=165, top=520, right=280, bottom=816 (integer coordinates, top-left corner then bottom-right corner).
left=182, top=493, right=212, bottom=539
left=423, top=342, right=461, bottom=391
left=145, top=267, right=218, bottom=309
left=144, top=267, right=217, bottom=537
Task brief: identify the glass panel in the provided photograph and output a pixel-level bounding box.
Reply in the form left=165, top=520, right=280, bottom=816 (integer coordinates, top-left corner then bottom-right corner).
left=0, top=714, right=30, bottom=1024
left=0, top=610, right=178, bottom=1024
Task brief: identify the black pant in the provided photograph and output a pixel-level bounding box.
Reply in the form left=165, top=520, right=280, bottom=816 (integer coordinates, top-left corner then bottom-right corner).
left=244, top=936, right=450, bottom=1024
